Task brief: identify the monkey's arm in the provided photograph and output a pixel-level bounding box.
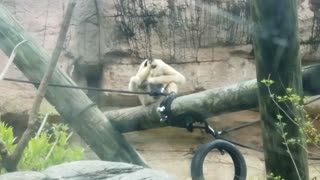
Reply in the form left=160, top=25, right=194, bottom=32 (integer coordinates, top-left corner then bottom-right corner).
left=148, top=63, right=186, bottom=85
left=128, top=60, right=151, bottom=90
left=136, top=64, right=151, bottom=84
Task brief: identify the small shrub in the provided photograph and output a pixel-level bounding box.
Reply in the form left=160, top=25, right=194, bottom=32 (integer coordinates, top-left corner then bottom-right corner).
left=0, top=122, right=84, bottom=173
left=267, top=173, right=284, bottom=180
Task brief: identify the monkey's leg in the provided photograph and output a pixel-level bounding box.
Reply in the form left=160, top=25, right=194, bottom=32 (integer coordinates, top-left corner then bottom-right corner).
left=165, top=82, right=178, bottom=93
left=139, top=95, right=157, bottom=106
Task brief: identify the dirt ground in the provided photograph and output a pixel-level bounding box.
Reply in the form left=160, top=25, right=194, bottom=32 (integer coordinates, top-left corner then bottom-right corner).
left=128, top=131, right=265, bottom=180
left=122, top=111, right=265, bottom=180
left=77, top=110, right=320, bottom=180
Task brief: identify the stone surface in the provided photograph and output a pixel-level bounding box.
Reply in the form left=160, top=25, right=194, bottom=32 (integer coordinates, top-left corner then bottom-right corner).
left=1, top=0, right=319, bottom=109
left=0, top=160, right=176, bottom=180
left=0, top=171, right=47, bottom=180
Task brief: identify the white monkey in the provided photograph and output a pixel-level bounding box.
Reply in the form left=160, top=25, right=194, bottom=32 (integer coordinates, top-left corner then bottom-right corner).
left=129, top=59, right=186, bottom=106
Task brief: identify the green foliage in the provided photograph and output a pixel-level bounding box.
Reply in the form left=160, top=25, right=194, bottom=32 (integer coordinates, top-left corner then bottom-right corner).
left=262, top=78, right=320, bottom=147
left=303, top=118, right=320, bottom=145
left=267, top=173, right=284, bottom=180
left=0, top=123, right=17, bottom=153
left=262, top=78, right=320, bottom=179
left=0, top=122, right=84, bottom=173
left=261, top=79, right=274, bottom=86
left=274, top=89, right=320, bottom=146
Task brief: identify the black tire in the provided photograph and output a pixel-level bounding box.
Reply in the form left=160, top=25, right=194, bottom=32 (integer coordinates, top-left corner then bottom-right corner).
left=191, top=139, right=247, bottom=180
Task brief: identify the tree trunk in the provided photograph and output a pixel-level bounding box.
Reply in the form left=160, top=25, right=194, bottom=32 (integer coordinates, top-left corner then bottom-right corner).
left=251, top=0, right=309, bottom=179
left=107, top=64, right=320, bottom=134
left=0, top=5, right=147, bottom=167
left=3, top=1, right=76, bottom=172
left=106, top=79, right=258, bottom=132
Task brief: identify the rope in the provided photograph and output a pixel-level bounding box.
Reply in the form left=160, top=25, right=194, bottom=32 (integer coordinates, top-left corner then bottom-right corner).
left=146, top=24, right=153, bottom=61
left=304, top=96, right=320, bottom=105
left=218, top=137, right=263, bottom=152
left=140, top=2, right=154, bottom=62
left=157, top=96, right=320, bottom=159
left=143, top=17, right=153, bottom=62
left=2, top=77, right=168, bottom=96
left=0, top=40, right=28, bottom=80
left=219, top=120, right=260, bottom=135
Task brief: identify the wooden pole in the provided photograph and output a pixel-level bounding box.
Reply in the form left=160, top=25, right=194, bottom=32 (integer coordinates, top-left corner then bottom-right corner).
left=0, top=5, right=148, bottom=167
left=251, top=0, right=309, bottom=179
left=4, top=1, right=76, bottom=172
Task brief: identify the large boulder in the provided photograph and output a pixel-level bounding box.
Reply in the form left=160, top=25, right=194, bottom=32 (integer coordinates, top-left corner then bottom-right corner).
left=0, top=160, right=176, bottom=180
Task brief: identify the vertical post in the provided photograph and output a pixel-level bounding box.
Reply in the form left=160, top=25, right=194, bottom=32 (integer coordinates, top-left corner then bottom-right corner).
left=251, top=0, right=309, bottom=179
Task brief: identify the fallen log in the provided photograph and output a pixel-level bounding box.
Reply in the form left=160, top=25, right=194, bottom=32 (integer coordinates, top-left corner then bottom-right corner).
left=107, top=64, right=320, bottom=133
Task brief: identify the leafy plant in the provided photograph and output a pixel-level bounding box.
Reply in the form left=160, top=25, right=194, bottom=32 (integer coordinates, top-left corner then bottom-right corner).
left=0, top=123, right=17, bottom=153
left=261, top=78, right=320, bottom=147
left=267, top=173, right=284, bottom=180
left=0, top=122, right=84, bottom=173
left=261, top=78, right=320, bottom=180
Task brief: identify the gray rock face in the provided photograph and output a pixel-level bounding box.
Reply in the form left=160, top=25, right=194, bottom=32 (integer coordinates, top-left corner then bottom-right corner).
left=1, top=0, right=319, bottom=108
left=0, top=171, right=47, bottom=180
left=0, top=160, right=176, bottom=180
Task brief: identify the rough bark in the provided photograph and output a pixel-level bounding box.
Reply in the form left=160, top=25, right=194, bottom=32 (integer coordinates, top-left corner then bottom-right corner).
left=0, top=5, right=147, bottom=167
left=106, top=64, right=320, bottom=134
left=251, top=0, right=309, bottom=179
left=1, top=1, right=76, bottom=172
left=106, top=80, right=258, bottom=133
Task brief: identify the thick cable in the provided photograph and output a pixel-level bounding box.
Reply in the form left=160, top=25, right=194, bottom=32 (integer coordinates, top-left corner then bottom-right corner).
left=3, top=77, right=168, bottom=96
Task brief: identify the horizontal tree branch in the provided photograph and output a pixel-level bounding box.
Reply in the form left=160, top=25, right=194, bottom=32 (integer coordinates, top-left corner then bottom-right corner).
left=106, top=65, right=320, bottom=133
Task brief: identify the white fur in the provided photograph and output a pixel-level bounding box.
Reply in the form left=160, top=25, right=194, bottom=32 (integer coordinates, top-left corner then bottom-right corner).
left=129, top=59, right=186, bottom=106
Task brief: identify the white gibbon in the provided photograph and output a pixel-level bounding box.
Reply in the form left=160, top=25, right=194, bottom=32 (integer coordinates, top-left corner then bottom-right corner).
left=129, top=59, right=186, bottom=106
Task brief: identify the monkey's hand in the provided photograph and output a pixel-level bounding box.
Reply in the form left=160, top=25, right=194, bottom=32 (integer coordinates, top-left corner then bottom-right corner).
left=149, top=87, right=165, bottom=96
left=150, top=60, right=157, bottom=69
left=147, top=77, right=157, bottom=84
left=136, top=60, right=152, bottom=81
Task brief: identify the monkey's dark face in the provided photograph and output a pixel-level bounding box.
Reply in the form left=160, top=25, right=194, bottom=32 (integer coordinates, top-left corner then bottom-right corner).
left=144, top=59, right=157, bottom=69
left=149, top=60, right=157, bottom=69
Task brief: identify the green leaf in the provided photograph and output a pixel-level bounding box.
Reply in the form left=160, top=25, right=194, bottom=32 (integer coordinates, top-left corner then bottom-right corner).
left=286, top=88, right=292, bottom=93
left=276, top=114, right=283, bottom=120
left=0, top=122, right=84, bottom=174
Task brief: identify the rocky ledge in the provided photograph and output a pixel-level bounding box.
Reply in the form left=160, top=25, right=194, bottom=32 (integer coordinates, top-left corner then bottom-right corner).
left=0, top=160, right=176, bottom=180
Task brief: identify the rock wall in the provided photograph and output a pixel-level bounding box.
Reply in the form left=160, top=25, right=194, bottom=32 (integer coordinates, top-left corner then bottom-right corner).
left=0, top=0, right=319, bottom=108
left=103, top=46, right=256, bottom=93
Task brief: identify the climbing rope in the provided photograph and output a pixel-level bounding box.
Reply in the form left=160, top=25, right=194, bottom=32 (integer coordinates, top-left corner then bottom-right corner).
left=145, top=18, right=153, bottom=62
left=2, top=77, right=169, bottom=96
